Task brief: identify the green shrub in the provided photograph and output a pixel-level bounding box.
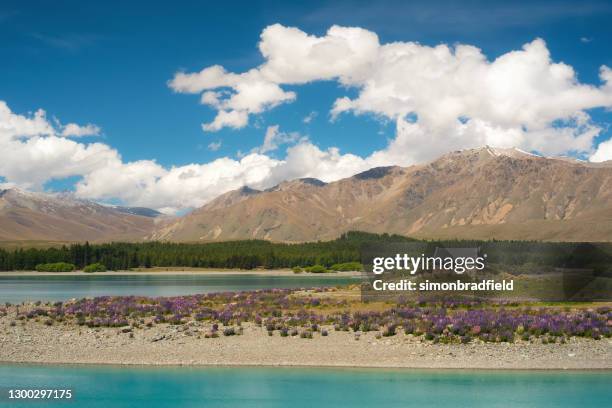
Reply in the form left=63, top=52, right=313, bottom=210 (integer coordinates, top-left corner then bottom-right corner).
left=35, top=262, right=75, bottom=272
left=300, top=330, right=313, bottom=339
left=329, top=262, right=363, bottom=272
left=292, top=266, right=303, bottom=274
left=83, top=263, right=107, bottom=273
left=304, top=264, right=327, bottom=273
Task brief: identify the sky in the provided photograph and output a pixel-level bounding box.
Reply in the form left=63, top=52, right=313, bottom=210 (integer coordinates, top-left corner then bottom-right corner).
left=1, top=0, right=612, bottom=213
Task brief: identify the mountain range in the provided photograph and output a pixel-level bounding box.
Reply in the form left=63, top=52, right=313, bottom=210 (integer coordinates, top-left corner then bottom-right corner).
left=2, top=146, right=611, bottom=243
left=150, top=146, right=612, bottom=242
left=0, top=189, right=160, bottom=242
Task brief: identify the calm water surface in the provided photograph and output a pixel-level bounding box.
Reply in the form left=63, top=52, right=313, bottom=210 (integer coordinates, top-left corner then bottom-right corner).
left=0, top=274, right=357, bottom=303
left=0, top=365, right=609, bottom=408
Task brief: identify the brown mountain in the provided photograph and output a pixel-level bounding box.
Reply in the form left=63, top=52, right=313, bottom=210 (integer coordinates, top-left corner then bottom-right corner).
left=0, top=188, right=159, bottom=242
left=150, top=147, right=612, bottom=242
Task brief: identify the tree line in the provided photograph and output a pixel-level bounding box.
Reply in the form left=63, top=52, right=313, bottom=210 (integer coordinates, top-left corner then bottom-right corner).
left=0, top=231, right=608, bottom=271
left=0, top=232, right=410, bottom=271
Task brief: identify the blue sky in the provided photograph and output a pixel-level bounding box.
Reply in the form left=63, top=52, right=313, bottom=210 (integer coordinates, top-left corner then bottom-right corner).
left=1, top=0, right=611, bottom=211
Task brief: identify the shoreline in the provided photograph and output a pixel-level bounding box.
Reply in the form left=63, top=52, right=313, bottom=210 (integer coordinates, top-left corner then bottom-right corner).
left=0, top=269, right=362, bottom=277
left=1, top=321, right=610, bottom=370
left=2, top=360, right=611, bottom=372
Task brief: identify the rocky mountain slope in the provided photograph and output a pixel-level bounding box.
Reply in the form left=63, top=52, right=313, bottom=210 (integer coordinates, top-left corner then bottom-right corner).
left=149, top=147, right=612, bottom=242
left=0, top=189, right=158, bottom=241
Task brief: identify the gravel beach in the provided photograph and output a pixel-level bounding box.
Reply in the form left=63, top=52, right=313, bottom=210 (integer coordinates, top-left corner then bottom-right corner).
left=1, top=317, right=610, bottom=369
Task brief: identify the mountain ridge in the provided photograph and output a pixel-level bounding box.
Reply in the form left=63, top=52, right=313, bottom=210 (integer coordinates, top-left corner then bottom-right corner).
left=149, top=146, right=612, bottom=242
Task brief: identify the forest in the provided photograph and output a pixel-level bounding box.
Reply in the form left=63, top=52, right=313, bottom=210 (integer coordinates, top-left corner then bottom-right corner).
left=0, top=232, right=409, bottom=271
left=0, top=231, right=609, bottom=272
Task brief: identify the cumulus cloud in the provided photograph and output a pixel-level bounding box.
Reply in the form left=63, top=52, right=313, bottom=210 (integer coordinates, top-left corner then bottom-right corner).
left=268, top=142, right=369, bottom=184
left=169, top=25, right=377, bottom=131
left=0, top=101, right=112, bottom=190
left=75, top=153, right=284, bottom=214
left=170, top=66, right=295, bottom=132
left=330, top=38, right=612, bottom=160
left=0, top=102, right=55, bottom=138
left=590, top=139, right=612, bottom=162
left=61, top=123, right=101, bottom=137
left=171, top=24, right=612, bottom=162
left=201, top=109, right=248, bottom=131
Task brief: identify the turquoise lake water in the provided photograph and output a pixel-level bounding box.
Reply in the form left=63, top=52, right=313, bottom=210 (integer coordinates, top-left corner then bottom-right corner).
left=0, top=274, right=357, bottom=303
left=0, top=365, right=610, bottom=408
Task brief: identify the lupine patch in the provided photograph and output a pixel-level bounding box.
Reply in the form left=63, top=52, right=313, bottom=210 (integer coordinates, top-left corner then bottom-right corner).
left=9, top=288, right=611, bottom=343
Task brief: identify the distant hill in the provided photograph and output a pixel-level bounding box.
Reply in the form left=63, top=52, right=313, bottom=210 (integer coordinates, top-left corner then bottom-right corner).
left=149, top=146, right=612, bottom=242
left=0, top=189, right=158, bottom=241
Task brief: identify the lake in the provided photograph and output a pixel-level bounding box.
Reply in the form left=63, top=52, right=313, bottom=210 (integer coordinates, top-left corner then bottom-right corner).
left=0, top=274, right=357, bottom=303
left=0, top=365, right=610, bottom=407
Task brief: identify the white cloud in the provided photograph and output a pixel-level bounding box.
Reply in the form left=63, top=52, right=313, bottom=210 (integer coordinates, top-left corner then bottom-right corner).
left=61, top=123, right=101, bottom=137
left=170, top=24, right=612, bottom=162
left=328, top=38, right=612, bottom=161
left=169, top=65, right=237, bottom=93
left=268, top=142, right=369, bottom=184
left=0, top=101, right=54, bottom=138
left=76, top=154, right=284, bottom=213
left=0, top=102, right=114, bottom=190
left=170, top=67, right=295, bottom=132
left=207, top=140, right=222, bottom=151
left=590, top=139, right=612, bottom=162
left=201, top=110, right=248, bottom=131
left=256, top=125, right=303, bottom=154
left=169, top=24, right=377, bottom=131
